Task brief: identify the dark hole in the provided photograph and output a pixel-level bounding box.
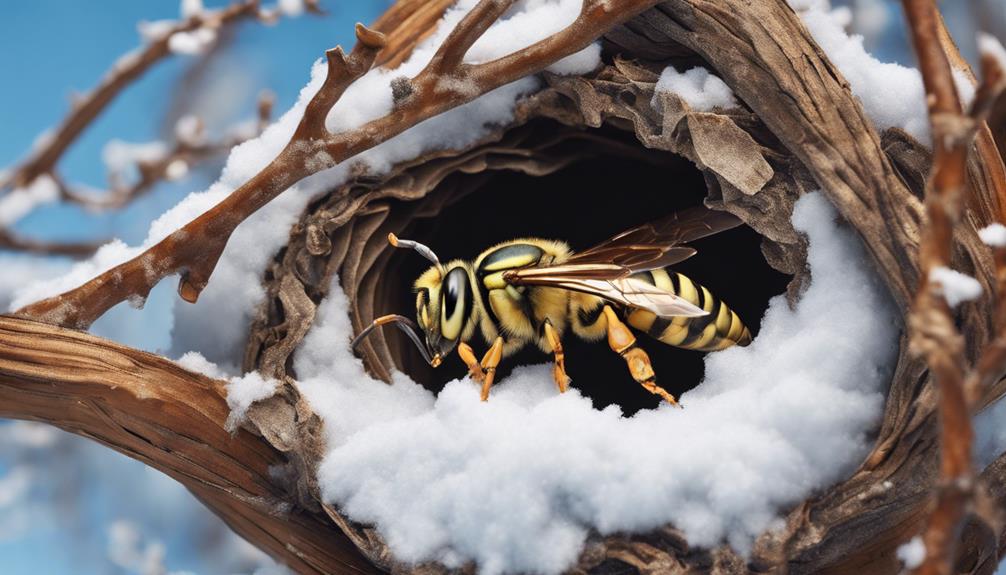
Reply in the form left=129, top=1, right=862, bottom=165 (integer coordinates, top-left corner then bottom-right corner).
left=383, top=138, right=790, bottom=415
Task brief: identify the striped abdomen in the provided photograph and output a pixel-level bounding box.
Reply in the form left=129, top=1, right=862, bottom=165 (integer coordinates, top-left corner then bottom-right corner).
left=626, top=268, right=751, bottom=352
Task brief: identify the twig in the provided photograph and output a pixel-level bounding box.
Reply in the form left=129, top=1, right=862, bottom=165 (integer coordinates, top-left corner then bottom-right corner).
left=902, top=2, right=1006, bottom=574
left=17, top=0, right=663, bottom=329
left=58, top=92, right=275, bottom=212
left=0, top=229, right=102, bottom=259
left=0, top=0, right=298, bottom=194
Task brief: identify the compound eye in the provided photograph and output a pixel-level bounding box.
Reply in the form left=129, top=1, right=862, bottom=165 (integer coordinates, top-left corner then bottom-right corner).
left=440, top=267, right=470, bottom=341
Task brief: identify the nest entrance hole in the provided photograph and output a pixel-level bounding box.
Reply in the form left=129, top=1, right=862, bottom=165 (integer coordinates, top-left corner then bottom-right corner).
left=376, top=128, right=790, bottom=414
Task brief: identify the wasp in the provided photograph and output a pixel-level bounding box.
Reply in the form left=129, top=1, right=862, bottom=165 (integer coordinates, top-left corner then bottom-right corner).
left=351, top=207, right=752, bottom=406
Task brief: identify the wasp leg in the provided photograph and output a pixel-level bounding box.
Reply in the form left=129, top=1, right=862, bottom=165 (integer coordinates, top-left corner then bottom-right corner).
left=602, top=306, right=681, bottom=408
left=543, top=319, right=569, bottom=393
left=479, top=336, right=504, bottom=401
left=458, top=342, right=485, bottom=382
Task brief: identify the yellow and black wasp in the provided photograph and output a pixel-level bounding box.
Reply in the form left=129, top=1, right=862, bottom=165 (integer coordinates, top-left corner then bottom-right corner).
left=352, top=207, right=752, bottom=406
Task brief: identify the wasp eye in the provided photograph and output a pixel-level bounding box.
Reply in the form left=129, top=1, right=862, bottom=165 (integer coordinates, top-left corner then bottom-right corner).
left=440, top=267, right=471, bottom=341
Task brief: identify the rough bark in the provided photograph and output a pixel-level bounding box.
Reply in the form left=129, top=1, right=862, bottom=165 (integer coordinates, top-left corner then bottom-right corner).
left=0, top=315, right=378, bottom=575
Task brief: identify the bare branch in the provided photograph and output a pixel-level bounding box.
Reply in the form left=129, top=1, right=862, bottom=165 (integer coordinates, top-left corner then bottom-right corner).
left=0, top=229, right=102, bottom=258
left=0, top=0, right=293, bottom=193
left=59, top=92, right=275, bottom=212
left=901, top=4, right=1006, bottom=575
left=17, top=0, right=663, bottom=329
left=0, top=315, right=377, bottom=575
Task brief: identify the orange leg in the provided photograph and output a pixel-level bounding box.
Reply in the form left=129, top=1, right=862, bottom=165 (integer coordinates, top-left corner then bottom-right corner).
left=602, top=306, right=681, bottom=408
left=480, top=336, right=504, bottom=401
left=543, top=319, right=569, bottom=393
left=458, top=342, right=485, bottom=382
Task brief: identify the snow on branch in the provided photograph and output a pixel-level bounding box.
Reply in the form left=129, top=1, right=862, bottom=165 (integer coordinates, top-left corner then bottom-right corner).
left=55, top=92, right=275, bottom=213
left=0, top=1, right=312, bottom=259
left=901, top=1, right=1006, bottom=574
left=0, top=0, right=307, bottom=195
left=16, top=0, right=664, bottom=330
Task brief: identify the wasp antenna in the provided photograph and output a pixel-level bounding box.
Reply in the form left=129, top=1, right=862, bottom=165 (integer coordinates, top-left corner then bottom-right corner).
left=351, top=314, right=440, bottom=367
left=387, top=233, right=444, bottom=275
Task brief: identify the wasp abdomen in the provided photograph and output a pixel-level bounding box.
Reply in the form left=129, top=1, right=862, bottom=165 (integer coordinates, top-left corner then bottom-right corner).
left=626, top=269, right=751, bottom=352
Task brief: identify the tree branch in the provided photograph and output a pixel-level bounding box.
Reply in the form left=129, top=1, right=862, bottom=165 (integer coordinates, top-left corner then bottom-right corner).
left=0, top=0, right=292, bottom=193
left=0, top=314, right=377, bottom=575
left=17, top=0, right=664, bottom=329
left=901, top=2, right=1006, bottom=574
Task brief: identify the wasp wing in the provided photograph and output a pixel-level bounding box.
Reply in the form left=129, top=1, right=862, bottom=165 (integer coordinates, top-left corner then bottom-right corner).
left=505, top=274, right=708, bottom=317
left=501, top=207, right=740, bottom=318
left=565, top=206, right=741, bottom=272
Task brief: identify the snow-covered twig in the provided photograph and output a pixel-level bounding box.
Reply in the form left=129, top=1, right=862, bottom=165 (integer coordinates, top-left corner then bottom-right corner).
left=56, top=92, right=274, bottom=212
left=0, top=1, right=308, bottom=195
left=901, top=2, right=1006, bottom=574
left=17, top=0, right=666, bottom=329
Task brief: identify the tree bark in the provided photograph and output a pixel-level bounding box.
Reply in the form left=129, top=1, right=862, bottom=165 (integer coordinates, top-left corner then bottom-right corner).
left=0, top=315, right=378, bottom=575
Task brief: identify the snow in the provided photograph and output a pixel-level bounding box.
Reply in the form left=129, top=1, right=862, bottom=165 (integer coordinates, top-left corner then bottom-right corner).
left=179, top=0, right=204, bottom=19
left=176, top=351, right=228, bottom=380
left=929, top=266, right=982, bottom=308
left=979, top=33, right=1006, bottom=76
left=165, top=159, right=189, bottom=181
left=897, top=536, right=926, bottom=569
left=277, top=0, right=306, bottom=18
left=654, top=66, right=737, bottom=112
left=291, top=192, right=898, bottom=574
left=168, top=28, right=217, bottom=55
left=790, top=1, right=939, bottom=144
left=225, top=372, right=279, bottom=431
left=103, top=140, right=169, bottom=174
left=545, top=42, right=601, bottom=76
left=174, top=115, right=204, bottom=145
left=0, top=174, right=60, bottom=227
left=980, top=223, right=1006, bottom=248
left=138, top=20, right=176, bottom=42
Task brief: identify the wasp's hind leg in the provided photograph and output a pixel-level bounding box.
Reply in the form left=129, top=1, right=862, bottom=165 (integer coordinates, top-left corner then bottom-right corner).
left=601, top=306, right=681, bottom=408
left=479, top=336, right=504, bottom=401
left=458, top=342, right=485, bottom=382
left=543, top=319, right=569, bottom=393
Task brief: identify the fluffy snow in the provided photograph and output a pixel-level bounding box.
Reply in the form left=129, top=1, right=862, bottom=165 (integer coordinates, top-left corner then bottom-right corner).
left=286, top=192, right=899, bottom=574
left=979, top=33, right=1006, bottom=75
left=179, top=0, right=204, bottom=19
left=277, top=0, right=306, bottom=18
left=225, top=372, right=279, bottom=431
left=169, top=28, right=217, bottom=55
left=0, top=174, right=60, bottom=227
left=545, top=42, right=601, bottom=76
left=789, top=0, right=970, bottom=144
left=980, top=223, right=1006, bottom=248
left=897, top=536, right=926, bottom=569
left=103, top=140, right=168, bottom=174
left=654, top=66, right=737, bottom=111
left=929, top=266, right=982, bottom=308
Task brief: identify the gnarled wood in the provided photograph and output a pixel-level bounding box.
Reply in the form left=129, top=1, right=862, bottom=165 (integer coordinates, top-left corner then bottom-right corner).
left=0, top=315, right=377, bottom=575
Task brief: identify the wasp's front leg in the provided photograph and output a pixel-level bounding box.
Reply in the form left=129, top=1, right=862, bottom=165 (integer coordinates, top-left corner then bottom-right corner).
left=479, top=336, right=504, bottom=401
left=458, top=342, right=485, bottom=382
left=543, top=319, right=569, bottom=393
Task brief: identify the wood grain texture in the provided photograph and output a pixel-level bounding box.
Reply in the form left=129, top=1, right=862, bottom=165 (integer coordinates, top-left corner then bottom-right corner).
left=0, top=315, right=378, bottom=575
